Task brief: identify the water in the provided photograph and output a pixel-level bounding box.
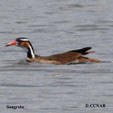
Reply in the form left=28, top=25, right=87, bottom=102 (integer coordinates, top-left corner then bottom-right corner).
left=0, top=0, right=113, bottom=113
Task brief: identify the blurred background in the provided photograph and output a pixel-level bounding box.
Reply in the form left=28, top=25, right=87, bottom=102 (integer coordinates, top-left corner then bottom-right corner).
left=0, top=0, right=113, bottom=113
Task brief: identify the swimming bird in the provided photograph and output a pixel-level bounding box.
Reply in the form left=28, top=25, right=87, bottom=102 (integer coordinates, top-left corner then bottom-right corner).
left=6, top=37, right=103, bottom=64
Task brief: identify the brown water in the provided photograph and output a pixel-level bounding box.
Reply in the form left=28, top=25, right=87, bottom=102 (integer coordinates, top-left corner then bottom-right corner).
left=0, top=0, right=113, bottom=113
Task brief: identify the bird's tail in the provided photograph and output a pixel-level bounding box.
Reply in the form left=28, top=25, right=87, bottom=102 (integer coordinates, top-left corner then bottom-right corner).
left=77, top=47, right=95, bottom=55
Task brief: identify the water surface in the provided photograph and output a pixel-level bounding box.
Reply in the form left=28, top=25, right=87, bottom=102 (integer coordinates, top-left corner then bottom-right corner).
left=0, top=0, right=113, bottom=113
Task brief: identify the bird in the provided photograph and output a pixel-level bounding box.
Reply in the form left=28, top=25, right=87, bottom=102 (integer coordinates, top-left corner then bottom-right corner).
left=6, top=37, right=103, bottom=65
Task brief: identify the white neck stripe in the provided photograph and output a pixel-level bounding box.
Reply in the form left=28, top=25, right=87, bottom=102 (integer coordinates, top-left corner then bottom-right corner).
left=29, top=45, right=35, bottom=58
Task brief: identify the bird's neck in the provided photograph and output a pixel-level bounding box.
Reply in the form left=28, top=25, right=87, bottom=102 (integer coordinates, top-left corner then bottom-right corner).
left=27, top=42, right=35, bottom=59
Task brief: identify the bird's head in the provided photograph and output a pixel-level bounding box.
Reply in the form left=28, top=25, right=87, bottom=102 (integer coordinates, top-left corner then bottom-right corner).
left=6, top=37, right=35, bottom=59
left=6, top=37, right=30, bottom=48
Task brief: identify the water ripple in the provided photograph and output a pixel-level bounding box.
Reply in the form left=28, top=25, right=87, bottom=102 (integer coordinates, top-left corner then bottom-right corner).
left=0, top=83, right=37, bottom=88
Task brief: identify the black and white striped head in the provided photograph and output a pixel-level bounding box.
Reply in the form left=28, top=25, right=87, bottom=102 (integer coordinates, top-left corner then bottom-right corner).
left=6, top=37, right=31, bottom=47
left=6, top=37, right=35, bottom=58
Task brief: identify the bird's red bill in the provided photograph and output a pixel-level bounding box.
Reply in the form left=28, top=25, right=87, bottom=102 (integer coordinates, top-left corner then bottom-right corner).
left=6, top=40, right=17, bottom=46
